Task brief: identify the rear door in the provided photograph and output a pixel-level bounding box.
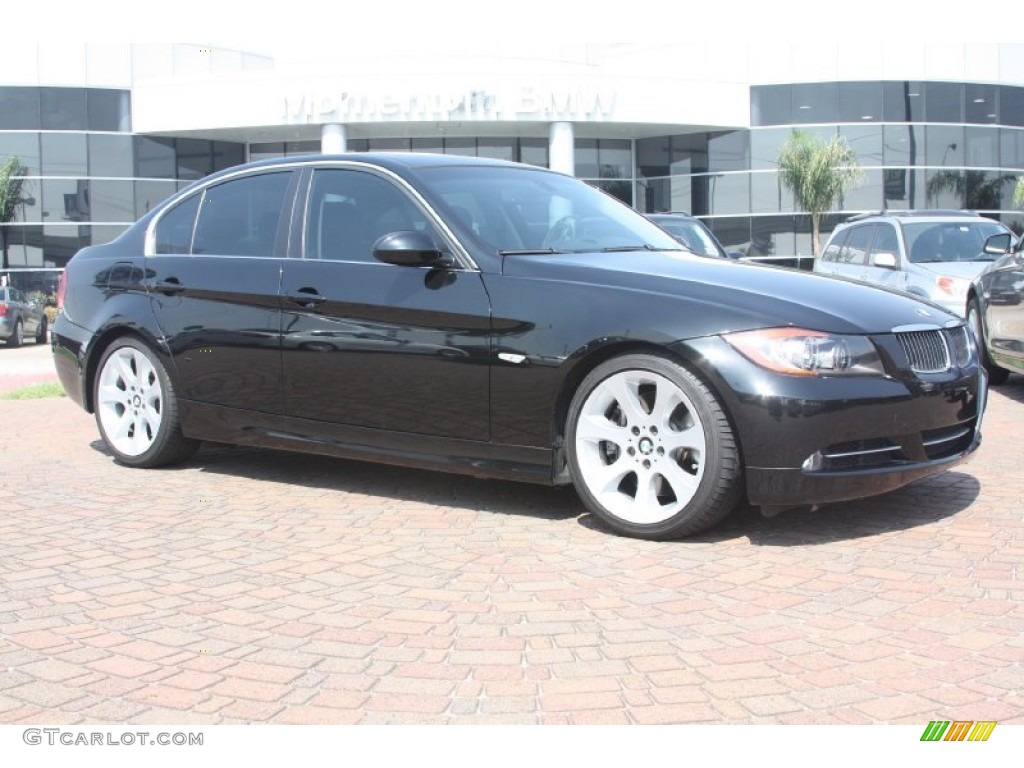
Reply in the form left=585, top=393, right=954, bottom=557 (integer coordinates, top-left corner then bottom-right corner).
left=833, top=223, right=875, bottom=284
left=146, top=169, right=297, bottom=414
left=9, top=288, right=40, bottom=336
left=280, top=165, right=491, bottom=440
left=815, top=228, right=849, bottom=276
left=860, top=222, right=904, bottom=293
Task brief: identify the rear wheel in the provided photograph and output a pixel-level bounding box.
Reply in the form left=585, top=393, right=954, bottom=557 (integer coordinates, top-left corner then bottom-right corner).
left=566, top=353, right=743, bottom=540
left=35, top=316, right=47, bottom=344
left=967, top=298, right=1009, bottom=386
left=93, top=337, right=199, bottom=467
left=6, top=320, right=23, bottom=348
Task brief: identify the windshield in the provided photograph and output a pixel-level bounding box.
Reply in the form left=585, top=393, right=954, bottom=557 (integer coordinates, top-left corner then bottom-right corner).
left=903, top=220, right=1011, bottom=263
left=653, top=219, right=726, bottom=258
left=418, top=166, right=683, bottom=254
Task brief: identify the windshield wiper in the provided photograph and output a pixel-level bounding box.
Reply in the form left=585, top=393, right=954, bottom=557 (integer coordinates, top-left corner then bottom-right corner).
left=498, top=248, right=561, bottom=256
left=601, top=244, right=679, bottom=253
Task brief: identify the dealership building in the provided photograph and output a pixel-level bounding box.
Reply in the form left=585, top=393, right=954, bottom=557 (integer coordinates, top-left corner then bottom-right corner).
left=2, top=42, right=1024, bottom=271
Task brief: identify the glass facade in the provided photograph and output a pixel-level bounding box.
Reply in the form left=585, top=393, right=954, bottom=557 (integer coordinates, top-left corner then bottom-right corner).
left=638, top=80, right=1024, bottom=256
left=0, top=86, right=245, bottom=270
left=5, top=79, right=1024, bottom=271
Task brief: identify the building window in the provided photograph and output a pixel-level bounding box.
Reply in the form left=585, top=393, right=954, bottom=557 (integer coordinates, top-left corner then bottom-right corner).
left=41, top=133, right=88, bottom=176
left=135, top=137, right=176, bottom=179
left=0, top=87, right=40, bottom=130
left=87, top=89, right=132, bottom=132
left=40, top=88, right=87, bottom=131
left=925, top=82, right=963, bottom=123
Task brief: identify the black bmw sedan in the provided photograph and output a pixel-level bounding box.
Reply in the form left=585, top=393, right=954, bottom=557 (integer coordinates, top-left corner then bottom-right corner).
left=52, top=153, right=985, bottom=540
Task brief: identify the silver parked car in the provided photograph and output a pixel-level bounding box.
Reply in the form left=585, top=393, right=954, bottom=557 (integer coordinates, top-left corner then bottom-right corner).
left=967, top=231, right=1024, bottom=385
left=0, top=286, right=48, bottom=347
left=814, top=211, right=1014, bottom=317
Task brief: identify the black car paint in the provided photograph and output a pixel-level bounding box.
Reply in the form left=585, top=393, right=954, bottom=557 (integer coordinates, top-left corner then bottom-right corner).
left=52, top=153, right=983, bottom=512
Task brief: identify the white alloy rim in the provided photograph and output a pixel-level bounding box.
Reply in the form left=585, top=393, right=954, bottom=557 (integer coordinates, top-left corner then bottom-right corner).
left=97, top=347, right=163, bottom=456
left=575, top=369, right=707, bottom=524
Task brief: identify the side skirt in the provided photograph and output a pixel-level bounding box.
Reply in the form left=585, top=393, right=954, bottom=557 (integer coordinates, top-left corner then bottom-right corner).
left=180, top=401, right=555, bottom=485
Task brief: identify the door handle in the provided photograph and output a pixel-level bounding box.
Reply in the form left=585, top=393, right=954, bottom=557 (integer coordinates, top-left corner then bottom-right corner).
left=152, top=278, right=185, bottom=295
left=285, top=288, right=326, bottom=308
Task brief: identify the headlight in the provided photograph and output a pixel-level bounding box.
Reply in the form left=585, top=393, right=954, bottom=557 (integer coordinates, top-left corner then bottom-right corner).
left=937, top=276, right=970, bottom=297
left=947, top=324, right=975, bottom=368
left=723, top=328, right=885, bottom=377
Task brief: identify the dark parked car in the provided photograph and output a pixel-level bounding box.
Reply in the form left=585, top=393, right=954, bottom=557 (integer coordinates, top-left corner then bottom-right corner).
left=0, top=285, right=48, bottom=347
left=645, top=213, right=730, bottom=259
left=968, top=232, right=1024, bottom=385
left=53, top=154, right=985, bottom=540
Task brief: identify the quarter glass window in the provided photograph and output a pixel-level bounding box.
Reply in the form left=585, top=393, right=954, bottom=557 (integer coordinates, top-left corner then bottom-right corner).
left=154, top=193, right=201, bottom=254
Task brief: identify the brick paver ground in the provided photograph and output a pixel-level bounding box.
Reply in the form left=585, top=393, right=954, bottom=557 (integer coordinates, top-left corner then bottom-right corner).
left=0, top=379, right=1021, bottom=725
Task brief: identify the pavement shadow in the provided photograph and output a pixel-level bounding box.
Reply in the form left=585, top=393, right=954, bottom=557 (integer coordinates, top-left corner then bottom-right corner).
left=89, top=439, right=980, bottom=542
left=990, top=376, right=1024, bottom=405
left=697, top=472, right=979, bottom=546
left=90, top=439, right=583, bottom=523
left=577, top=471, right=980, bottom=546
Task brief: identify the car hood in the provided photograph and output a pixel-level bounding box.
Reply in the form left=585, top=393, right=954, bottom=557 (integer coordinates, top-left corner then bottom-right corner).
left=913, top=261, right=992, bottom=280
left=501, top=250, right=961, bottom=336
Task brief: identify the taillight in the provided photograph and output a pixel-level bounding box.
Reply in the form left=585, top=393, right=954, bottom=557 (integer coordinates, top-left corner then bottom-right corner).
left=0, top=304, right=7, bottom=317
left=56, top=269, right=67, bottom=310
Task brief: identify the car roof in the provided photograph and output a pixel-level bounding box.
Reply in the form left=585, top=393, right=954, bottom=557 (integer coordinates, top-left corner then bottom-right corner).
left=216, top=152, right=530, bottom=178
left=646, top=212, right=697, bottom=221
left=843, top=210, right=989, bottom=224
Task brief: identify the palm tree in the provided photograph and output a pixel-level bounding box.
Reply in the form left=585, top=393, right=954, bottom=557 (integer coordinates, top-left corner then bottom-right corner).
left=777, top=130, right=863, bottom=256
left=926, top=170, right=1017, bottom=210
left=1014, top=176, right=1024, bottom=210
left=0, top=156, right=30, bottom=271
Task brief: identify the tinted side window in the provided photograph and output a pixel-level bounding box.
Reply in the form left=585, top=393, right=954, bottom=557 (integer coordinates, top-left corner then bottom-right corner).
left=870, top=225, right=899, bottom=264
left=305, top=169, right=436, bottom=262
left=839, top=224, right=875, bottom=266
left=154, top=193, right=201, bottom=254
left=193, top=172, right=292, bottom=257
left=821, top=228, right=849, bottom=262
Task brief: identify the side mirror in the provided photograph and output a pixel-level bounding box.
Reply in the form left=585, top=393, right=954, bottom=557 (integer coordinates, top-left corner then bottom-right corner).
left=373, top=231, right=454, bottom=268
left=984, top=232, right=1012, bottom=255
left=873, top=252, right=897, bottom=268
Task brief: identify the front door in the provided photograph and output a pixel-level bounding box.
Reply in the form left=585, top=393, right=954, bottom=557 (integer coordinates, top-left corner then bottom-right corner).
left=280, top=167, right=491, bottom=440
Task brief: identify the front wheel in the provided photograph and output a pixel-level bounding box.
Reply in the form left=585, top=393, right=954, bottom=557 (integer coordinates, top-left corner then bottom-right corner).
left=93, top=337, right=199, bottom=467
left=967, top=299, right=1009, bottom=386
left=35, top=316, right=48, bottom=344
left=566, top=354, right=743, bottom=540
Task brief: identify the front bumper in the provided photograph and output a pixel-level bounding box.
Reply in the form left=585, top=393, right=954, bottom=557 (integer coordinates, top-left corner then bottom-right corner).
left=675, top=335, right=984, bottom=509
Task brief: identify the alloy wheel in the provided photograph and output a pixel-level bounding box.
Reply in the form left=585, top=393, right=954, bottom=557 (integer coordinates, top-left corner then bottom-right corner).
left=573, top=369, right=707, bottom=525
left=96, top=346, right=164, bottom=457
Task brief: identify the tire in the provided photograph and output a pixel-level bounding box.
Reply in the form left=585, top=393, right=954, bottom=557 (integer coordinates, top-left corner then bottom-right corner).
left=35, top=316, right=47, bottom=344
left=566, top=353, right=743, bottom=540
left=967, top=298, right=1010, bottom=386
left=6, top=320, right=23, bottom=348
left=93, top=337, right=199, bottom=467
